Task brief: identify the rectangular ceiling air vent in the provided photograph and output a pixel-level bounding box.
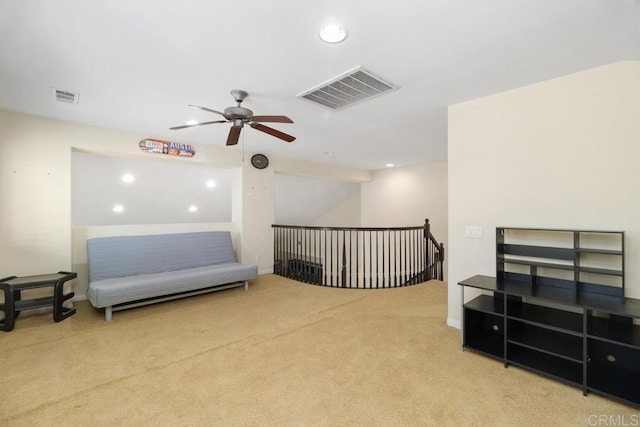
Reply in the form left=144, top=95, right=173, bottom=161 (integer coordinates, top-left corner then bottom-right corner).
left=297, top=66, right=398, bottom=110
left=52, top=88, right=79, bottom=105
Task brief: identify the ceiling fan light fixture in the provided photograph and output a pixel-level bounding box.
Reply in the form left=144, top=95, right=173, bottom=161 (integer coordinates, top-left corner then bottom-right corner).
left=319, top=24, right=348, bottom=43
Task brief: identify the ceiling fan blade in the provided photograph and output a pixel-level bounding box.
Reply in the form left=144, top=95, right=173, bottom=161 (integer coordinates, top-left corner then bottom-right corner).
left=188, top=104, right=226, bottom=117
left=226, top=126, right=242, bottom=146
left=251, top=115, right=294, bottom=124
left=169, top=120, right=227, bottom=130
left=249, top=123, right=296, bottom=143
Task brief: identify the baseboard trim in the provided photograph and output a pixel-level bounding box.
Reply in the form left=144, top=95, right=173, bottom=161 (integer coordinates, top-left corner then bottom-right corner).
left=73, top=293, right=87, bottom=302
left=447, top=317, right=461, bottom=329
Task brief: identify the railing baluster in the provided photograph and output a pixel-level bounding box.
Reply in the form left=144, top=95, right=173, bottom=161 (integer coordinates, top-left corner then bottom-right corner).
left=412, top=229, right=416, bottom=284
left=348, top=230, right=353, bottom=288
left=323, top=229, right=327, bottom=285
left=413, top=229, right=417, bottom=284
left=369, top=230, right=373, bottom=289
left=356, top=229, right=360, bottom=288
left=404, top=230, right=408, bottom=286
left=361, top=230, right=365, bottom=288
left=387, top=230, right=391, bottom=287
left=382, top=230, right=386, bottom=287
left=393, top=230, right=397, bottom=287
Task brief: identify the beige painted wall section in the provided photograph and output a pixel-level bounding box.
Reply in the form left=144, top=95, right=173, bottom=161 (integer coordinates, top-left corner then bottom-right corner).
left=447, top=61, right=640, bottom=328
left=360, top=161, right=448, bottom=277
left=311, top=193, right=362, bottom=227
left=240, top=162, right=275, bottom=274
left=0, top=111, right=74, bottom=276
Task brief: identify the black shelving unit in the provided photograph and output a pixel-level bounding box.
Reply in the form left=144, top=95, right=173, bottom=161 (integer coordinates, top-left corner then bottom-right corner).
left=460, top=227, right=640, bottom=407
left=496, top=227, right=624, bottom=301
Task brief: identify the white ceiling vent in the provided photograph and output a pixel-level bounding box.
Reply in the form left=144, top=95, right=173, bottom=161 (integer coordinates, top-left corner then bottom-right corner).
left=52, top=88, right=79, bottom=105
left=297, top=66, right=398, bottom=110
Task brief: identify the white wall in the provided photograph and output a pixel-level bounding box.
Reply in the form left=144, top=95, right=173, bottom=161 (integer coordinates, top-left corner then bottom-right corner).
left=275, top=173, right=361, bottom=226
left=448, top=61, right=640, bottom=328
left=311, top=193, right=362, bottom=228
left=360, top=161, right=448, bottom=265
left=72, top=151, right=234, bottom=225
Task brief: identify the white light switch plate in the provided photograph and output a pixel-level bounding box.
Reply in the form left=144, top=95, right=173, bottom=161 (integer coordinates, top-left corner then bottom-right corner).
left=465, top=225, right=483, bottom=238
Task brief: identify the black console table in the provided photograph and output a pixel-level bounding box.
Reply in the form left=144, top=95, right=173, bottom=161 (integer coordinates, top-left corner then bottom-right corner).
left=459, top=227, right=640, bottom=407
left=0, top=271, right=76, bottom=332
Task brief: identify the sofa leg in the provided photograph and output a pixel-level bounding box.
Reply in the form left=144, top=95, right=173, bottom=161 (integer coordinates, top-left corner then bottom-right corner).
left=244, top=281, right=249, bottom=291
left=105, top=306, right=113, bottom=322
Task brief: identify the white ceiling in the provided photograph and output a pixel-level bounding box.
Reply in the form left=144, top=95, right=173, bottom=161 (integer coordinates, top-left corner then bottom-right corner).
left=1, top=1, right=638, bottom=170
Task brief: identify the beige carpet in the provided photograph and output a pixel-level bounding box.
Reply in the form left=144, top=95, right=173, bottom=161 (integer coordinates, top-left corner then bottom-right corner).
left=0, top=275, right=636, bottom=426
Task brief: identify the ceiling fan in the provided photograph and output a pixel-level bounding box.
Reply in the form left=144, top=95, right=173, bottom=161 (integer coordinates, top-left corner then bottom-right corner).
left=170, top=89, right=295, bottom=146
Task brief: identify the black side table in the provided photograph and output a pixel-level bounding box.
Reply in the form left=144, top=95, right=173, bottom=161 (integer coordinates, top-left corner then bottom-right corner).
left=0, top=271, right=77, bottom=332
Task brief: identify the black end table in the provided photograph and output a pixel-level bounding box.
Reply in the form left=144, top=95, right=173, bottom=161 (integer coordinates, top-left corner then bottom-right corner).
left=0, top=271, right=77, bottom=332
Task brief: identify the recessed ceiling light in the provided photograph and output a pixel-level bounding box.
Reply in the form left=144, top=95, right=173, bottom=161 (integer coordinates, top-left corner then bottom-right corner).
left=324, top=151, right=334, bottom=155
left=188, top=205, right=198, bottom=212
left=385, top=163, right=394, bottom=168
left=319, top=24, right=348, bottom=43
left=206, top=179, right=217, bottom=188
left=121, top=173, right=135, bottom=183
left=112, top=204, right=124, bottom=213
left=186, top=120, right=198, bottom=125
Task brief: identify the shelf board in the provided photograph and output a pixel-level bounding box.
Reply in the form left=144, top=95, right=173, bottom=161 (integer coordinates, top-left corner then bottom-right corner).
left=461, top=275, right=640, bottom=318
left=502, top=280, right=579, bottom=306
left=579, top=293, right=640, bottom=318
left=507, top=344, right=583, bottom=385
left=577, top=248, right=623, bottom=255
left=499, top=258, right=575, bottom=271
left=507, top=321, right=583, bottom=361
left=579, top=266, right=623, bottom=276
left=507, top=340, right=582, bottom=364
left=15, top=296, right=54, bottom=311
left=507, top=301, right=583, bottom=334
left=588, top=317, right=640, bottom=348
left=458, top=275, right=501, bottom=293
left=498, top=227, right=623, bottom=234
left=460, top=275, right=640, bottom=319
left=464, top=295, right=504, bottom=315
left=500, top=244, right=575, bottom=260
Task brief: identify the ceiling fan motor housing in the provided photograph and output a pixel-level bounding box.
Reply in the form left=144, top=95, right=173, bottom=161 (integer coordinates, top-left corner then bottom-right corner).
left=224, top=106, right=253, bottom=121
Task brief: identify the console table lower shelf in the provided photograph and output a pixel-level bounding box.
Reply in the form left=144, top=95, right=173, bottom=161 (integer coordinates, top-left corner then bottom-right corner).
left=459, top=275, right=640, bottom=408
left=0, top=271, right=77, bottom=332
